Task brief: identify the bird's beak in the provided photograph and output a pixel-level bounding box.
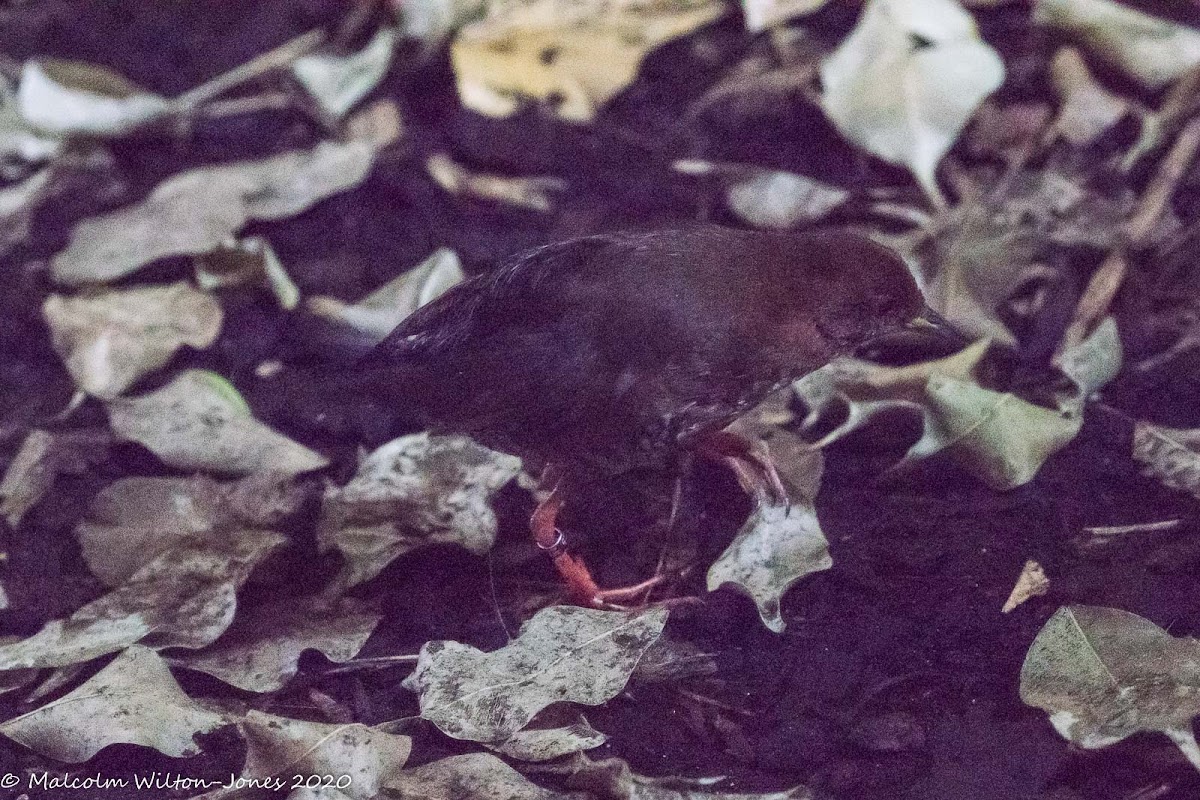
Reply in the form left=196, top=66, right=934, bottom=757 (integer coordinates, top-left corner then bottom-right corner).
left=905, top=306, right=970, bottom=348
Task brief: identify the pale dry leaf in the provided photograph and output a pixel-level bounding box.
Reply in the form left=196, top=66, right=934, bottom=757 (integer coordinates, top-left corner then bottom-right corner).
left=1035, top=0, right=1200, bottom=90
left=0, top=646, right=228, bottom=762
left=402, top=605, right=667, bottom=743
left=707, top=499, right=832, bottom=633
left=194, top=237, right=301, bottom=310
left=450, top=0, right=726, bottom=121
left=488, top=707, right=607, bottom=762
left=319, top=432, right=521, bottom=590
left=1133, top=420, right=1200, bottom=500
left=77, top=473, right=304, bottom=586
left=426, top=153, right=565, bottom=212
left=741, top=0, right=831, bottom=33
left=293, top=27, right=396, bottom=119
left=537, top=752, right=814, bottom=800
left=1001, top=559, right=1050, bottom=613
left=175, top=598, right=380, bottom=692
left=17, top=59, right=171, bottom=136
left=675, top=161, right=849, bottom=229
left=0, top=529, right=285, bottom=670
left=0, top=428, right=111, bottom=527
left=386, top=752, right=582, bottom=800
left=52, top=140, right=377, bottom=285
left=0, top=74, right=61, bottom=168
left=236, top=711, right=411, bottom=800
left=1050, top=47, right=1130, bottom=146
left=107, top=370, right=329, bottom=476
left=306, top=248, right=464, bottom=342
left=820, top=0, right=1004, bottom=204
left=1020, top=605, right=1200, bottom=770
left=396, top=0, right=487, bottom=45
left=43, top=282, right=223, bottom=399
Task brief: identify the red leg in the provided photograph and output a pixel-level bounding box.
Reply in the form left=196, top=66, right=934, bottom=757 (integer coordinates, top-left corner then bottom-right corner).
left=530, top=469, right=667, bottom=609
left=695, top=430, right=788, bottom=504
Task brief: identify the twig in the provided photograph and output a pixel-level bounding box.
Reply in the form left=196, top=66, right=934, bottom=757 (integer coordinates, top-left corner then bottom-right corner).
left=1084, top=519, right=1182, bottom=536
left=172, top=29, right=325, bottom=110
left=321, top=654, right=420, bottom=675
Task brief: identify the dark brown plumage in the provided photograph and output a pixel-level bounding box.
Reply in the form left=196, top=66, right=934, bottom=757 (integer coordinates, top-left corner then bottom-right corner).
left=355, top=225, right=928, bottom=605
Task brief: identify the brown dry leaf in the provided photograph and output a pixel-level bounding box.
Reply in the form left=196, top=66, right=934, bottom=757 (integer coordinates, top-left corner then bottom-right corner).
left=1035, top=0, right=1200, bottom=90
left=76, top=473, right=303, bottom=586
left=0, top=646, right=229, bottom=762
left=819, top=0, right=1004, bottom=205
left=0, top=529, right=285, bottom=670
left=52, top=140, right=378, bottom=285
left=1001, top=559, right=1050, bottom=613
left=426, top=153, right=565, bottom=212
left=319, top=432, right=521, bottom=590
left=306, top=247, right=464, bottom=342
left=1021, top=605, right=1200, bottom=770
left=1133, top=421, right=1200, bottom=500
left=402, top=605, right=667, bottom=743
left=450, top=0, right=726, bottom=121
left=0, top=428, right=111, bottom=527
left=107, top=370, right=329, bottom=476
left=387, top=753, right=583, bottom=800
left=175, top=598, right=380, bottom=692
left=194, top=237, right=300, bottom=310
left=43, top=282, right=223, bottom=399
left=1050, top=47, right=1130, bottom=146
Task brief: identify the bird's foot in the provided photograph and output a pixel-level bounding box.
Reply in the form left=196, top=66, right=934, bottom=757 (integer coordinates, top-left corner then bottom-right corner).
left=551, top=550, right=680, bottom=610
left=696, top=430, right=788, bottom=505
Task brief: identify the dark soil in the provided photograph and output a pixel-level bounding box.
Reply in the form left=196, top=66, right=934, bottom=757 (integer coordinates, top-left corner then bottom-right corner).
left=2, top=2, right=1200, bottom=800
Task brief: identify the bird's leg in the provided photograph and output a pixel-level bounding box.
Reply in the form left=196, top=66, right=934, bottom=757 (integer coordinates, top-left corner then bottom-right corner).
left=531, top=469, right=667, bottom=609
left=696, top=430, right=789, bottom=505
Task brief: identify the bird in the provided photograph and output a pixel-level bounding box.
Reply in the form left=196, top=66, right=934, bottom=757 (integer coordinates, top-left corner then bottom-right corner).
left=349, top=225, right=934, bottom=607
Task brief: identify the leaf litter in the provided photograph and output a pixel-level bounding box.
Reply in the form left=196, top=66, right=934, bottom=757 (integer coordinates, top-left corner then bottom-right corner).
left=4, top=0, right=1200, bottom=796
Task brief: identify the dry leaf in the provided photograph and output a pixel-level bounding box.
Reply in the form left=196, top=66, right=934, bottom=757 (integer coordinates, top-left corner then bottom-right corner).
left=0, top=167, right=55, bottom=255
left=1050, top=47, right=1130, bottom=146
left=707, top=499, right=832, bottom=633
left=386, top=753, right=581, bottom=800
left=397, top=0, right=487, bottom=45
left=293, top=27, right=396, bottom=119
left=450, top=0, right=726, bottom=121
left=107, top=370, right=329, bottom=476
left=52, top=140, right=377, bottom=285
left=194, top=237, right=301, bottom=310
left=403, top=605, right=667, bottom=743
left=741, top=0, right=831, bottom=33
left=488, top=707, right=607, bottom=762
left=306, top=248, right=464, bottom=342
left=1001, top=559, right=1050, bottom=613
left=17, top=59, right=171, bottom=136
left=0, top=428, right=111, bottom=527
left=0, top=74, right=61, bottom=167
left=820, top=0, right=1004, bottom=205
left=426, top=153, right=565, bottom=212
left=0, top=646, right=228, bottom=762
left=176, top=598, right=380, bottom=692
left=674, top=160, right=848, bottom=229
left=1133, top=421, right=1200, bottom=500
left=43, top=282, right=223, bottom=398
left=1021, top=605, right=1200, bottom=769
left=235, top=711, right=411, bottom=800
left=1035, top=0, right=1200, bottom=90
left=319, top=432, right=521, bottom=590
left=76, top=473, right=303, bottom=586
left=0, top=529, right=285, bottom=670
